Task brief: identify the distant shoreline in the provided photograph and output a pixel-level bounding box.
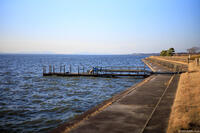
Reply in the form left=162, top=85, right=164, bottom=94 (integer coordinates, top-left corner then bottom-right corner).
left=1, top=52, right=197, bottom=56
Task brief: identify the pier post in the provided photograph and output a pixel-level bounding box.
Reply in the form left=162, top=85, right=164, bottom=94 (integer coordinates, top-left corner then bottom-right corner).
left=78, top=66, right=80, bottom=74
left=53, top=65, right=55, bottom=74
left=187, top=58, right=190, bottom=64
left=96, top=66, right=98, bottom=75
left=83, top=66, right=84, bottom=74
left=49, top=65, right=52, bottom=73
left=195, top=58, right=197, bottom=66
left=195, top=58, right=199, bottom=66
left=69, top=65, right=71, bottom=73
left=60, top=65, right=62, bottom=73
left=64, top=65, right=66, bottom=73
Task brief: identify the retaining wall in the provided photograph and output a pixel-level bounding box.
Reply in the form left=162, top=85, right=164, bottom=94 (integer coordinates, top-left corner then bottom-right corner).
left=145, top=57, right=188, bottom=72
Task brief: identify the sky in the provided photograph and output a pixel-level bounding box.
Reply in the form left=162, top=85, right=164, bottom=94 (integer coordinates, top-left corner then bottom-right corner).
left=0, top=0, right=200, bottom=54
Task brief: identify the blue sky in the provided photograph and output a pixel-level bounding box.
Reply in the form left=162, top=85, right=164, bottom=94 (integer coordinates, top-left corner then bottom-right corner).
left=0, top=0, right=200, bottom=54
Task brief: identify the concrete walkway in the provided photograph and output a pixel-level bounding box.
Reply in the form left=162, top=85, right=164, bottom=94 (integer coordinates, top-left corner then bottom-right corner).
left=50, top=59, right=180, bottom=133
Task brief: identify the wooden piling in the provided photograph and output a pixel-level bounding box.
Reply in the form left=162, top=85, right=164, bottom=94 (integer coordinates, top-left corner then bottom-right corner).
left=195, top=58, right=199, bottom=66
left=69, top=65, right=72, bottom=73
left=187, top=58, right=190, bottom=64
left=53, top=65, right=55, bottom=73
left=64, top=65, right=66, bottom=73
left=78, top=66, right=80, bottom=74
left=49, top=65, right=52, bottom=73
left=60, top=65, right=62, bottom=73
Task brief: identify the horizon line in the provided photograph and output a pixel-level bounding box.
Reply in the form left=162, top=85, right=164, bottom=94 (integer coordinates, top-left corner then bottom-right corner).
left=0, top=52, right=159, bottom=55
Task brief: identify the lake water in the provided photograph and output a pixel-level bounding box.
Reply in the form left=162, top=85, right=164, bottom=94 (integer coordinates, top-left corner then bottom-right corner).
left=0, top=54, right=150, bottom=133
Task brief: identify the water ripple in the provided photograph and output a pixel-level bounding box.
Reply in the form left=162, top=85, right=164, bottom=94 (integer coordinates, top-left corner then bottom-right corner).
left=0, top=54, right=149, bottom=132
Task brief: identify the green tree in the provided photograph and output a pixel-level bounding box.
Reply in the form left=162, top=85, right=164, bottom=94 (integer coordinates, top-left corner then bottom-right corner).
left=168, top=48, right=175, bottom=56
left=160, top=50, right=167, bottom=56
left=160, top=48, right=175, bottom=56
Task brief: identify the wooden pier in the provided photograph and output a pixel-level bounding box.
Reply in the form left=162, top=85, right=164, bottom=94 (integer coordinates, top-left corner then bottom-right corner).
left=42, top=65, right=151, bottom=78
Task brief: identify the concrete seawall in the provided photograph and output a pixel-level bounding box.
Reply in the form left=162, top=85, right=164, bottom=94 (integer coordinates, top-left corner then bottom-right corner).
left=50, top=57, right=181, bottom=133
left=144, top=56, right=188, bottom=72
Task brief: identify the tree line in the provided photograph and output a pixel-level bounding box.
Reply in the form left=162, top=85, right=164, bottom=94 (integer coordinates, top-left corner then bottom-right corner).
left=187, top=47, right=200, bottom=54
left=160, top=46, right=200, bottom=56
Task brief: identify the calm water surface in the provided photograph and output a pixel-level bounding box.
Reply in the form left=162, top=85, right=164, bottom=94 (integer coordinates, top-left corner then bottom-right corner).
left=0, top=54, right=149, bottom=133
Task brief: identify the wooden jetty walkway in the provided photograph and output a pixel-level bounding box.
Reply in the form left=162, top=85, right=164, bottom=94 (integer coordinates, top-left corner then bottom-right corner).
left=43, top=65, right=152, bottom=78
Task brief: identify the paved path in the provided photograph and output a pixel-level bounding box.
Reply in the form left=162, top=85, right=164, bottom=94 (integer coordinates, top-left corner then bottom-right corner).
left=150, top=56, right=188, bottom=66
left=50, top=59, right=180, bottom=133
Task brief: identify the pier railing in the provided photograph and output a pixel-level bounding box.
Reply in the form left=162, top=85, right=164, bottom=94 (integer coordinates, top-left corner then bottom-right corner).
left=42, top=64, right=151, bottom=78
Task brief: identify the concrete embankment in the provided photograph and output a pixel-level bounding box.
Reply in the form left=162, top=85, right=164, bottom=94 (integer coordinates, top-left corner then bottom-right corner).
left=144, top=56, right=188, bottom=72
left=50, top=57, right=181, bottom=133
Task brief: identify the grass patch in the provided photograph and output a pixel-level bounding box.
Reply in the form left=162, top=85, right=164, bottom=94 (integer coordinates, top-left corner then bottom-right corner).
left=167, top=62, right=200, bottom=133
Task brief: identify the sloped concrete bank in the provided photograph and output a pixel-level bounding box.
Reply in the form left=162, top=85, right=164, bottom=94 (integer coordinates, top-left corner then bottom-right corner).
left=49, top=57, right=181, bottom=133
left=144, top=56, right=188, bottom=72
